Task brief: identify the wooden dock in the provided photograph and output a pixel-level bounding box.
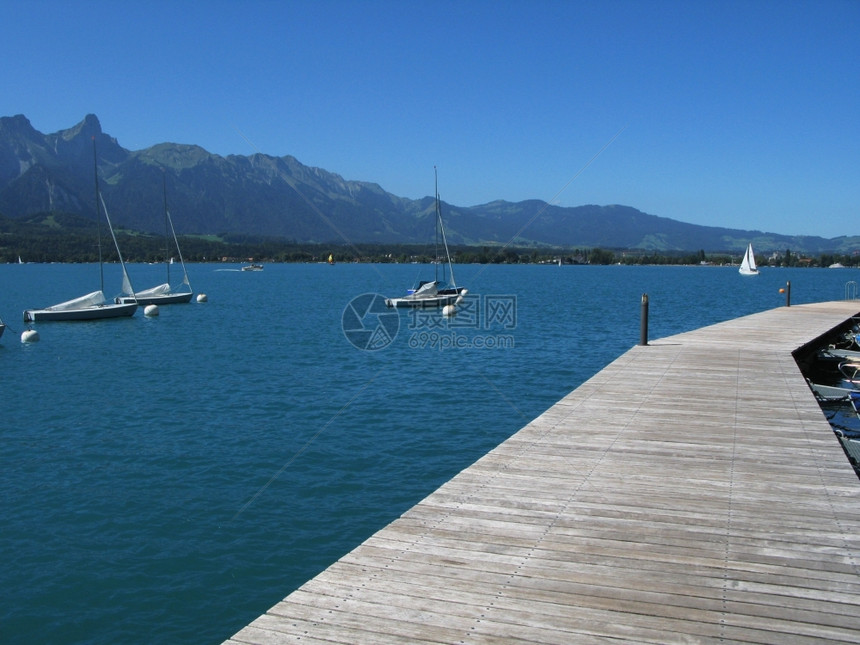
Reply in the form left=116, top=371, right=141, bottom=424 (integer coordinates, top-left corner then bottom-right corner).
left=226, top=301, right=860, bottom=644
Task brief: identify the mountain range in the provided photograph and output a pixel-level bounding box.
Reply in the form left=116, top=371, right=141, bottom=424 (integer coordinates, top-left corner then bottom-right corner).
left=0, top=114, right=854, bottom=253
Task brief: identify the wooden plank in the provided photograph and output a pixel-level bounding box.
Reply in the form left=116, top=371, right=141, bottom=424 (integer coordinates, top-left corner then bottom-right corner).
left=224, top=302, right=860, bottom=644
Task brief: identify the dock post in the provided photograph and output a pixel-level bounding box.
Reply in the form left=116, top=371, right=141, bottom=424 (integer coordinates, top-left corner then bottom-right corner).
left=785, top=281, right=791, bottom=307
left=640, top=293, right=649, bottom=346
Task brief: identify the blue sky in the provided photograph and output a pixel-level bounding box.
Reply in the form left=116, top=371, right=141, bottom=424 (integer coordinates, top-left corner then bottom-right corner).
left=3, top=0, right=858, bottom=238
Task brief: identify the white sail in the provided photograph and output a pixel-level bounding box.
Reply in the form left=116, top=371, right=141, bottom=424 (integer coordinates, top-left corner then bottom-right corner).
left=739, top=243, right=759, bottom=275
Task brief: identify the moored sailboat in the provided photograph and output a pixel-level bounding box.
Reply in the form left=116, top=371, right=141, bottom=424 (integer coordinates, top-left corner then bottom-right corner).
left=23, top=140, right=138, bottom=322
left=386, top=168, right=467, bottom=308
left=116, top=176, right=193, bottom=305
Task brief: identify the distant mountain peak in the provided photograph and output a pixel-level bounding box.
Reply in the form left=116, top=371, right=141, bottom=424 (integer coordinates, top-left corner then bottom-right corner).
left=58, top=114, right=102, bottom=141
left=0, top=113, right=33, bottom=128
left=0, top=114, right=39, bottom=142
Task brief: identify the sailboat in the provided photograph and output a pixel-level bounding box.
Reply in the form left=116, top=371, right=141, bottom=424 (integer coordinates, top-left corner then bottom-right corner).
left=116, top=176, right=193, bottom=305
left=23, top=141, right=138, bottom=322
left=739, top=242, right=759, bottom=275
left=385, top=169, right=467, bottom=308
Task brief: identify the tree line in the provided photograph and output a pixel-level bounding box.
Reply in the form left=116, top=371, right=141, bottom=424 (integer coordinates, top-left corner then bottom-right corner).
left=1, top=221, right=857, bottom=267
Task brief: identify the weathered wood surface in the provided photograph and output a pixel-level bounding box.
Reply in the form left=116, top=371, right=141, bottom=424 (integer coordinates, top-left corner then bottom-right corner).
left=226, top=301, right=860, bottom=644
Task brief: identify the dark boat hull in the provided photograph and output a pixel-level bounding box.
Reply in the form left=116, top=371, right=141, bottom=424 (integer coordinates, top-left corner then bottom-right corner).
left=116, top=292, right=193, bottom=306
left=23, top=302, right=138, bottom=322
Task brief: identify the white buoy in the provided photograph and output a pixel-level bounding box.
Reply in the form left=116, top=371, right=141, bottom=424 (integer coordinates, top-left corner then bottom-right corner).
left=442, top=304, right=456, bottom=316
left=21, top=329, right=39, bottom=343
left=144, top=304, right=159, bottom=316
left=196, top=293, right=208, bottom=303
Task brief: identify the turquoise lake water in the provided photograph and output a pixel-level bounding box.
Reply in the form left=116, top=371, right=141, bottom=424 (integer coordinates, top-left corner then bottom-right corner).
left=1, top=262, right=857, bottom=644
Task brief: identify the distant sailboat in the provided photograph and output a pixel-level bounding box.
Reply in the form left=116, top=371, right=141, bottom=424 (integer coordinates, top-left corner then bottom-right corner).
left=23, top=140, right=138, bottom=322
left=116, top=175, right=193, bottom=305
left=739, top=243, right=759, bottom=276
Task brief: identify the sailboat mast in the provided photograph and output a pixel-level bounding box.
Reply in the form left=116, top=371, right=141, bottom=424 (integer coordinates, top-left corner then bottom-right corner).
left=438, top=203, right=456, bottom=289
left=434, top=166, right=439, bottom=283
left=435, top=167, right=456, bottom=289
left=99, top=192, right=135, bottom=298
left=163, top=173, right=171, bottom=285
left=165, top=200, right=191, bottom=290
left=92, top=137, right=104, bottom=293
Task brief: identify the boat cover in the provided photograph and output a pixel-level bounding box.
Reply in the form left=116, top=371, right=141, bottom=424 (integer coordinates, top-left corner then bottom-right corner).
left=134, top=283, right=172, bottom=297
left=45, top=290, right=106, bottom=311
left=412, top=281, right=439, bottom=297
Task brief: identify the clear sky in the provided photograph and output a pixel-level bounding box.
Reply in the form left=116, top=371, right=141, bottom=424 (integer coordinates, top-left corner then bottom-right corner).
left=2, top=0, right=857, bottom=238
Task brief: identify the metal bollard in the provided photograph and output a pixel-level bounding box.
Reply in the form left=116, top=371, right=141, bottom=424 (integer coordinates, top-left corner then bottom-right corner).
left=785, top=281, right=791, bottom=307
left=640, top=293, right=649, bottom=346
